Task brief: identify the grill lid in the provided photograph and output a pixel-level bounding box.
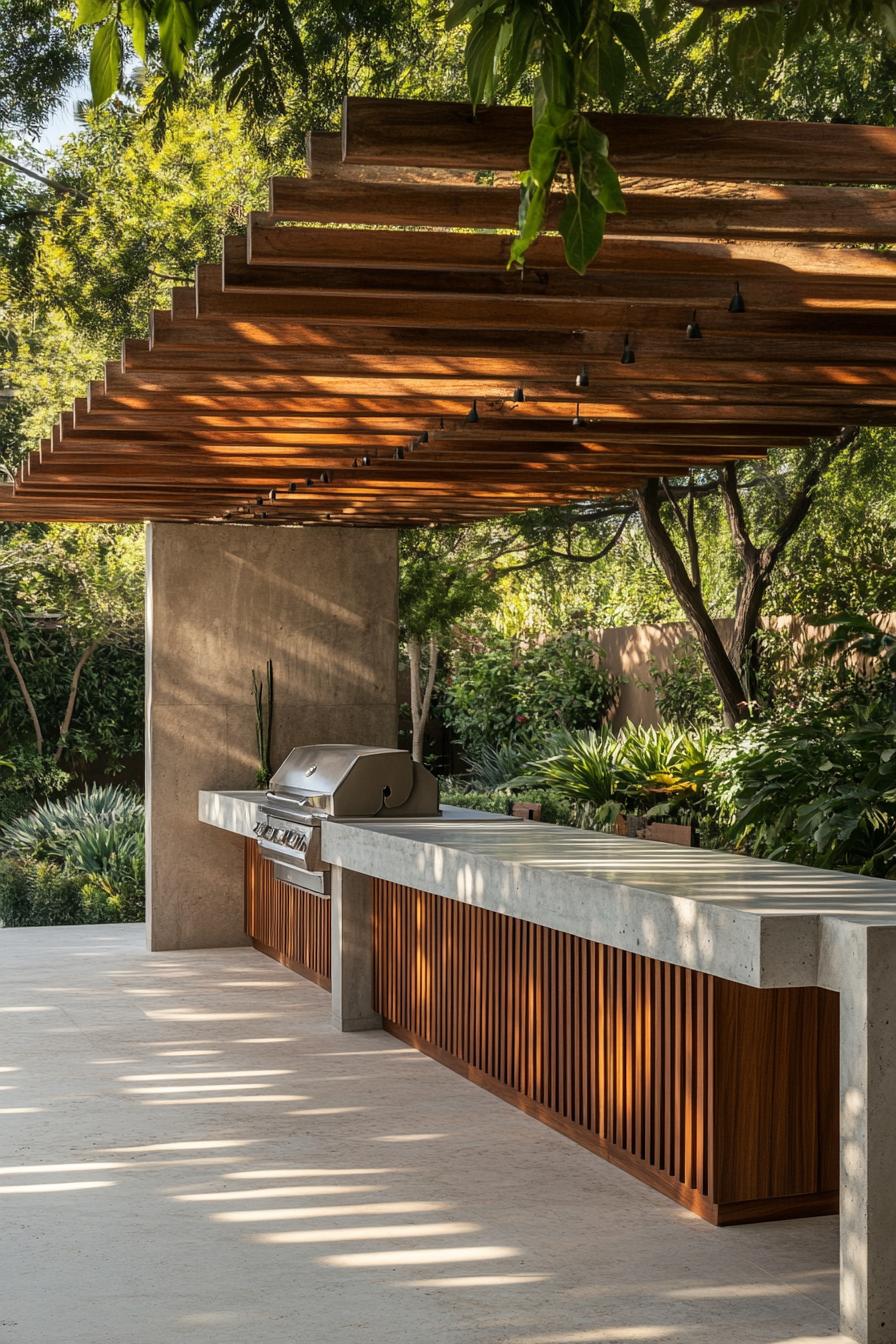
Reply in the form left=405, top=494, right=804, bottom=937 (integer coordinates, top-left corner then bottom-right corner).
left=267, top=744, right=436, bottom=817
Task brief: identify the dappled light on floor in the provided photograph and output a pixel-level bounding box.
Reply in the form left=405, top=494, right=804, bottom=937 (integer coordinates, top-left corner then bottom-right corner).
left=0, top=923, right=848, bottom=1344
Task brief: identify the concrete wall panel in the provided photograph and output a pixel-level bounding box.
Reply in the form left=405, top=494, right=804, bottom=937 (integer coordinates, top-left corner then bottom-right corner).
left=145, top=522, right=398, bottom=950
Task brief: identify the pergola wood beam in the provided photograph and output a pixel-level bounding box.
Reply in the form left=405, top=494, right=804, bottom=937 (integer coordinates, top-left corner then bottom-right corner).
left=264, top=181, right=896, bottom=244
left=342, top=97, right=896, bottom=184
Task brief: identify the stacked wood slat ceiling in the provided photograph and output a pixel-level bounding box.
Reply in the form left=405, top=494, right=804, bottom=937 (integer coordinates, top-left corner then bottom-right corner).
left=3, top=97, right=895, bottom=526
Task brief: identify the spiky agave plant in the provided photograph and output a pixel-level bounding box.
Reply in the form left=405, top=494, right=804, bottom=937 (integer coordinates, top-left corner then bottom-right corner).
left=1, top=785, right=143, bottom=863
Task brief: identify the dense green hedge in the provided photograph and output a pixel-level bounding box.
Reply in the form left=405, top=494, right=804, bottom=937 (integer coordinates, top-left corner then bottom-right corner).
left=440, top=786, right=577, bottom=827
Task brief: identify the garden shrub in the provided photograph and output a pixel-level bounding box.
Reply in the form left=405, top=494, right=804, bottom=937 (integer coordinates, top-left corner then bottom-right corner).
left=0, top=858, right=84, bottom=927
left=439, top=785, right=576, bottom=827
left=442, top=631, right=620, bottom=757
left=704, top=701, right=896, bottom=877
left=651, top=640, right=722, bottom=727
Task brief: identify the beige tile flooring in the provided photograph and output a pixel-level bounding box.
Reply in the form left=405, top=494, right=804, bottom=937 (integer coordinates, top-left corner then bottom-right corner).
left=0, top=924, right=849, bottom=1344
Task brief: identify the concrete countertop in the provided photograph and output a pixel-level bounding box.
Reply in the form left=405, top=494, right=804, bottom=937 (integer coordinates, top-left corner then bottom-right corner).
left=321, top=816, right=896, bottom=991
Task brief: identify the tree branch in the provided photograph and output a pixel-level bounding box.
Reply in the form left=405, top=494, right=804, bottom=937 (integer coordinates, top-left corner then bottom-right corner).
left=762, top=427, right=858, bottom=571
left=637, top=478, right=748, bottom=725
left=0, top=622, right=44, bottom=754
left=54, top=641, right=99, bottom=763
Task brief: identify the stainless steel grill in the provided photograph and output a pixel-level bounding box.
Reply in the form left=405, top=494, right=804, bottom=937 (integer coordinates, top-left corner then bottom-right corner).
left=253, top=744, right=439, bottom=895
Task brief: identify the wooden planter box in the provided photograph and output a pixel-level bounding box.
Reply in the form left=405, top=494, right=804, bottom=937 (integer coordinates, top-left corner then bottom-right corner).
left=615, top=813, right=697, bottom=848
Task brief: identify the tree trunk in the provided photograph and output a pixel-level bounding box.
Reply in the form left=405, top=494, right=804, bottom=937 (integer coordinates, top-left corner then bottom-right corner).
left=637, top=480, right=749, bottom=725
left=54, top=641, right=99, bottom=764
left=408, top=635, right=439, bottom=764
left=0, top=622, right=44, bottom=754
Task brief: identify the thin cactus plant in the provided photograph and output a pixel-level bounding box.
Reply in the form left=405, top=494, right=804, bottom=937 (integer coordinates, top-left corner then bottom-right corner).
left=252, top=659, right=274, bottom=787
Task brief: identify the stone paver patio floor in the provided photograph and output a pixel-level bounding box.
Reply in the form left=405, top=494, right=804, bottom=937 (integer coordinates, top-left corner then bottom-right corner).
left=0, top=924, right=849, bottom=1344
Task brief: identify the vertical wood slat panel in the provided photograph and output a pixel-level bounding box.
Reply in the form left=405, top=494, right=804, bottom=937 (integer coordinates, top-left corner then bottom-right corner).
left=244, top=841, right=331, bottom=988
left=371, top=877, right=839, bottom=1227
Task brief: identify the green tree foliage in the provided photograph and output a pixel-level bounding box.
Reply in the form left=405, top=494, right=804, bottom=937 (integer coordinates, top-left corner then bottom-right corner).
left=442, top=629, right=620, bottom=755
left=400, top=528, right=499, bottom=760
left=0, top=524, right=143, bottom=765
left=70, top=0, right=896, bottom=271
left=0, top=0, right=87, bottom=136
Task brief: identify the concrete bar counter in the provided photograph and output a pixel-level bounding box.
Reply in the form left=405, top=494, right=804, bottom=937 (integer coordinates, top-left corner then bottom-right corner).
left=201, top=795, right=896, bottom=1344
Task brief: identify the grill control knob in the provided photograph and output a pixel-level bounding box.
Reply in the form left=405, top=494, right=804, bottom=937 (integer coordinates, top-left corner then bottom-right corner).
left=297, top=835, right=307, bottom=852
left=263, top=825, right=275, bottom=840
left=253, top=820, right=265, bottom=836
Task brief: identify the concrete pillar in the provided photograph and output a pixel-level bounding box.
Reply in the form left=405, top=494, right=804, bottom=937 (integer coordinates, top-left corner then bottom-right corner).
left=330, top=867, right=382, bottom=1032
left=820, top=918, right=896, bottom=1344
left=145, top=522, right=398, bottom=951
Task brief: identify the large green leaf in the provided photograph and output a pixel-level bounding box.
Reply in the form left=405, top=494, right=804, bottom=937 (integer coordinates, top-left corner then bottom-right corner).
left=509, top=176, right=548, bottom=267
left=155, top=0, right=198, bottom=81
left=527, top=112, right=564, bottom=186
left=504, top=4, right=541, bottom=89
left=559, top=178, right=606, bottom=274
left=89, top=18, right=121, bottom=104
left=581, top=149, right=626, bottom=214
left=598, top=35, right=626, bottom=110
left=77, top=0, right=113, bottom=26
left=609, top=9, right=652, bottom=78
left=465, top=7, right=505, bottom=106
left=446, top=0, right=491, bottom=30
left=119, top=0, right=148, bottom=60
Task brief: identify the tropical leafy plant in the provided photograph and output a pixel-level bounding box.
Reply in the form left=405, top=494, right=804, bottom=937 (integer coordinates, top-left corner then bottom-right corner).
left=516, top=720, right=713, bottom=825
left=514, top=726, right=623, bottom=825
left=705, top=703, right=896, bottom=877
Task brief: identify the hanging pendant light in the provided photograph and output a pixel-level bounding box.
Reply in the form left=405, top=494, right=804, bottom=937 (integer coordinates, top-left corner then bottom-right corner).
left=394, top=446, right=405, bottom=460
left=571, top=401, right=584, bottom=429
left=361, top=454, right=371, bottom=467
left=287, top=481, right=297, bottom=493
left=465, top=398, right=479, bottom=424
left=576, top=365, right=590, bottom=389
left=512, top=385, right=526, bottom=402
left=319, top=471, right=331, bottom=484
left=418, top=431, right=429, bottom=444
left=728, top=281, right=745, bottom=313
left=620, top=334, right=635, bottom=365
left=686, top=310, right=702, bottom=339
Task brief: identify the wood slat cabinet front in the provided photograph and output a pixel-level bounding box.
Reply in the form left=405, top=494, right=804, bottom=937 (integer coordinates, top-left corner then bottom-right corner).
left=371, top=878, right=838, bottom=1226
left=244, top=842, right=331, bottom=988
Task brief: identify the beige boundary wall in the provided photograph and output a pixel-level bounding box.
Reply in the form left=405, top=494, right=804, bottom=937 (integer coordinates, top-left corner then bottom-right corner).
left=598, top=612, right=896, bottom=727
left=145, top=522, right=399, bottom=951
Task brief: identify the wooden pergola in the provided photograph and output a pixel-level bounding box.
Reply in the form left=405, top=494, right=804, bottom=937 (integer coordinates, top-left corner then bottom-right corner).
left=2, top=99, right=894, bottom=526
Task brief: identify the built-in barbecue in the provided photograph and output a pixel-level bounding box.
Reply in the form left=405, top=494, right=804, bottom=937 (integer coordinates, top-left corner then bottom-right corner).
left=253, top=744, right=439, bottom=895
